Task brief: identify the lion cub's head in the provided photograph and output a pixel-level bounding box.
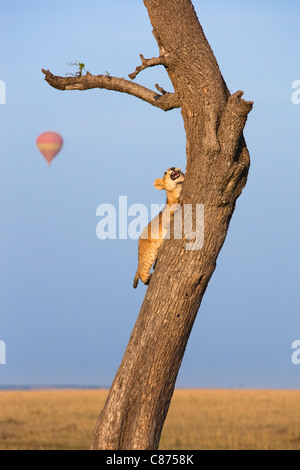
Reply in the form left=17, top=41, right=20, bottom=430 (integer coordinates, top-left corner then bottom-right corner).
left=154, top=167, right=185, bottom=192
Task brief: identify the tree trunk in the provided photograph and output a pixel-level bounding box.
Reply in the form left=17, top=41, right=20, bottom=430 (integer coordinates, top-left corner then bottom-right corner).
left=42, top=0, right=253, bottom=451
left=90, top=0, right=253, bottom=450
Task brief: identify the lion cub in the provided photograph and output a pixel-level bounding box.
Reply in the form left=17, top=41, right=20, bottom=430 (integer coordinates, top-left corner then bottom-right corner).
left=133, top=167, right=185, bottom=288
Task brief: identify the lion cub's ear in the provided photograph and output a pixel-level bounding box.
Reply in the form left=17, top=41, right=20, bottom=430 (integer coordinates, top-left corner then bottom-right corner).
left=154, top=178, right=165, bottom=190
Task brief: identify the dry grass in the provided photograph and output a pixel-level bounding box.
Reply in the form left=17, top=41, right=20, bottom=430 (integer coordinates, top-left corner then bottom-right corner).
left=161, top=390, right=300, bottom=450
left=0, top=389, right=105, bottom=450
left=0, top=389, right=299, bottom=450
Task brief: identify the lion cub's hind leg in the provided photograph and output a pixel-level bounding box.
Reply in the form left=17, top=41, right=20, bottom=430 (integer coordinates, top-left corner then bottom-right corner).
left=133, top=238, right=162, bottom=288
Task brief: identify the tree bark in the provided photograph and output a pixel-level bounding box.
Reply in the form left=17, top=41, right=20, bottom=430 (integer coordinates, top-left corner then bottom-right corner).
left=43, top=0, right=253, bottom=450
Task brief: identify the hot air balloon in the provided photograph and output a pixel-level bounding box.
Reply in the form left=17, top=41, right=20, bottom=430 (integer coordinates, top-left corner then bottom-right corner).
left=36, top=131, right=63, bottom=166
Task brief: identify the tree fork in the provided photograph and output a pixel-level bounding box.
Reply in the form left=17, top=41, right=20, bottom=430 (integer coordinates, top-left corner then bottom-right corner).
left=42, top=0, right=253, bottom=450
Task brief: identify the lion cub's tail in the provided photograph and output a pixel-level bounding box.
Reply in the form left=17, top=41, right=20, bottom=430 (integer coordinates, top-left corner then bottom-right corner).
left=133, top=271, right=139, bottom=289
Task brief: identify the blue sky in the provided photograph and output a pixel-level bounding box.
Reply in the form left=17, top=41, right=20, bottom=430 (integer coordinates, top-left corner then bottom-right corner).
left=0, top=0, right=300, bottom=388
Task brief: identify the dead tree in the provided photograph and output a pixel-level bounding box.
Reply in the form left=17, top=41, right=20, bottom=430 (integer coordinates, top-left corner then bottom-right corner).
left=42, top=0, right=253, bottom=450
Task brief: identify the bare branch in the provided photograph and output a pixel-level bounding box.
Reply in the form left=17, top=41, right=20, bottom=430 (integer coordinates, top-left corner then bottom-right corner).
left=128, top=54, right=166, bottom=80
left=155, top=84, right=167, bottom=94
left=218, top=90, right=254, bottom=164
left=41, top=69, right=180, bottom=112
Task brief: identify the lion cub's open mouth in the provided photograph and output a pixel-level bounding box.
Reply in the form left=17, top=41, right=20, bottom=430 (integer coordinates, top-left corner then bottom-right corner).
left=170, top=170, right=181, bottom=180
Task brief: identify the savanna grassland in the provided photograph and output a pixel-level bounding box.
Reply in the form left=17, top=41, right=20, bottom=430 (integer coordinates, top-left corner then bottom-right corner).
left=0, top=389, right=299, bottom=450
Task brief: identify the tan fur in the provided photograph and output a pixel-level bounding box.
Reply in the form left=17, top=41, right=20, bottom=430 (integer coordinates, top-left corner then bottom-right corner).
left=133, top=167, right=185, bottom=288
